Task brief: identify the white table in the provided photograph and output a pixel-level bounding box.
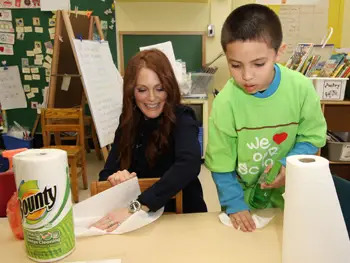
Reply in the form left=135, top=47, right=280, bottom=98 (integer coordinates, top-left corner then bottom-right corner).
left=0, top=212, right=283, bottom=263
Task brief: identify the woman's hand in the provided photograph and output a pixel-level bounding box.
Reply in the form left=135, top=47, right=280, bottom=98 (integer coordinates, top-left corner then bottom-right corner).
left=261, top=165, right=286, bottom=189
left=229, top=210, right=256, bottom=232
left=107, top=170, right=137, bottom=186
left=90, top=207, right=131, bottom=232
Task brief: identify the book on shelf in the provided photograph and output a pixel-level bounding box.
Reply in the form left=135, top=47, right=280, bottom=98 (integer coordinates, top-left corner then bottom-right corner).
left=305, top=44, right=334, bottom=77
left=320, top=53, right=347, bottom=77
left=285, top=43, right=313, bottom=72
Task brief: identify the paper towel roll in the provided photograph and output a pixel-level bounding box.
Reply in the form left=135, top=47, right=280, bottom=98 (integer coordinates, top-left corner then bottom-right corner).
left=283, top=155, right=350, bottom=263
left=13, top=149, right=75, bottom=262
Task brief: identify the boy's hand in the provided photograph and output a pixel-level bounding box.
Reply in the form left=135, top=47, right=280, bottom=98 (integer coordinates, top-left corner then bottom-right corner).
left=229, top=210, right=256, bottom=232
left=261, top=165, right=286, bottom=189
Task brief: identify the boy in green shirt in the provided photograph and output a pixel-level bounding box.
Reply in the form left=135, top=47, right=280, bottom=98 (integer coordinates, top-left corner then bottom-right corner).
left=205, top=4, right=326, bottom=232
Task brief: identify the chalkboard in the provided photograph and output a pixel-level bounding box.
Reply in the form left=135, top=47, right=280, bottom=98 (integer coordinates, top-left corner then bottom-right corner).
left=3, top=0, right=117, bottom=130
left=119, top=32, right=205, bottom=75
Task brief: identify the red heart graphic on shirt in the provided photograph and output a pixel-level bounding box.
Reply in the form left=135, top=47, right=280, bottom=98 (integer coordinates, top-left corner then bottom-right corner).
left=273, top=132, right=288, bottom=145
left=0, top=47, right=4, bottom=52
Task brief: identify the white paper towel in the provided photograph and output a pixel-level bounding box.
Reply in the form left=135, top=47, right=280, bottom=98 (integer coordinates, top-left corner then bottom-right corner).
left=218, top=208, right=278, bottom=229
left=283, top=155, right=350, bottom=263
left=13, top=149, right=75, bottom=262
left=73, top=177, right=163, bottom=237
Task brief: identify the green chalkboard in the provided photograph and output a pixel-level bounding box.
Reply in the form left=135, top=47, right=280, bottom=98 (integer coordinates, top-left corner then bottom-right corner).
left=2, top=0, right=117, bottom=131
left=120, top=32, right=205, bottom=74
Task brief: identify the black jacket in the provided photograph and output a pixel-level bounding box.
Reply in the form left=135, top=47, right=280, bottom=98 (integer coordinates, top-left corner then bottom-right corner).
left=99, top=105, right=207, bottom=213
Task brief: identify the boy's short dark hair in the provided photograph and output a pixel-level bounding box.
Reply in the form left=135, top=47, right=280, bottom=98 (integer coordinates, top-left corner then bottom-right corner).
left=221, top=4, right=282, bottom=53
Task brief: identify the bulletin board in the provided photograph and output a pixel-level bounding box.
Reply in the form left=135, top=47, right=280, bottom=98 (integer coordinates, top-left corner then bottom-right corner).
left=1, top=0, right=117, bottom=131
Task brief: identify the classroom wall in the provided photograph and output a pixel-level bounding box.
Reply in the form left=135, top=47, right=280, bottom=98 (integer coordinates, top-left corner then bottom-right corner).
left=116, top=0, right=233, bottom=91
left=342, top=0, right=350, bottom=47
left=116, top=0, right=348, bottom=95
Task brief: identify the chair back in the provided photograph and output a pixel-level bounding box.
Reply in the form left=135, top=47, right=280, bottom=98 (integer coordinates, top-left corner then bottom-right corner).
left=90, top=178, right=183, bottom=213
left=41, top=108, right=85, bottom=148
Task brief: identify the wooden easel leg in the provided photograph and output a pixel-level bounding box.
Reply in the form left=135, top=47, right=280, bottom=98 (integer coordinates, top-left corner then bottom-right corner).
left=91, top=123, right=102, bottom=160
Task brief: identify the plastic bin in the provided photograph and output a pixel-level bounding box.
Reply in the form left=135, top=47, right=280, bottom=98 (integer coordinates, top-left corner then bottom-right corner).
left=327, top=132, right=350, bottom=162
left=2, top=134, right=33, bottom=150
left=310, top=77, right=348, bottom=100
left=184, top=73, right=214, bottom=98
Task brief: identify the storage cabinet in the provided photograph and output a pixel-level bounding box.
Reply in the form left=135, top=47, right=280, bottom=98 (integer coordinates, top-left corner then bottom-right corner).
left=321, top=100, right=350, bottom=180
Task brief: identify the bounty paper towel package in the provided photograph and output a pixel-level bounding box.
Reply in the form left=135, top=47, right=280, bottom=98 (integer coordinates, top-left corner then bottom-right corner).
left=13, top=149, right=75, bottom=262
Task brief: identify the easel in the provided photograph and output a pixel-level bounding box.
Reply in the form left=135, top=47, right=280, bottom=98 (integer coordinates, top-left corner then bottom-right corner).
left=46, top=10, right=108, bottom=160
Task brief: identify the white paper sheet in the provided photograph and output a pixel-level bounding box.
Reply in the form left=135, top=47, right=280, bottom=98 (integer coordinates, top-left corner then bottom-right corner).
left=0, top=0, right=40, bottom=9
left=278, top=0, right=329, bottom=62
left=0, top=21, right=14, bottom=33
left=61, top=75, right=71, bottom=91
left=0, top=66, right=27, bottom=109
left=72, top=40, right=123, bottom=148
left=139, top=41, right=183, bottom=85
left=73, top=177, right=163, bottom=237
left=0, top=10, right=12, bottom=21
left=40, top=0, right=70, bottom=11
left=218, top=208, right=278, bottom=229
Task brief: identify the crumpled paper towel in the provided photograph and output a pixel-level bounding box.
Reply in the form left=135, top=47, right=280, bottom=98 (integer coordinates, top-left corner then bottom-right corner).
left=218, top=208, right=279, bottom=229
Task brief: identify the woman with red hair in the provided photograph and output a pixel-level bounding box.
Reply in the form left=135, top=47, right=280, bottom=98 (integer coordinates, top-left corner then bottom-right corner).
left=93, top=49, right=207, bottom=231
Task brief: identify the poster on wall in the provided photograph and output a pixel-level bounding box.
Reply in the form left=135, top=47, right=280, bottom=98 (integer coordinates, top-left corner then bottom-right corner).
left=256, top=0, right=320, bottom=4
left=0, top=0, right=40, bottom=9
left=0, top=9, right=12, bottom=20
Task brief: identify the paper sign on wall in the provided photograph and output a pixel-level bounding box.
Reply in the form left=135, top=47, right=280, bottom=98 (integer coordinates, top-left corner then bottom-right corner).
left=0, top=66, right=27, bottom=110
left=340, top=145, right=350, bottom=161
left=0, top=32, right=14, bottom=44
left=0, top=10, right=12, bottom=21
left=0, top=0, right=40, bottom=9
left=0, top=43, right=13, bottom=55
left=40, top=0, right=70, bottom=11
left=0, top=21, right=14, bottom=33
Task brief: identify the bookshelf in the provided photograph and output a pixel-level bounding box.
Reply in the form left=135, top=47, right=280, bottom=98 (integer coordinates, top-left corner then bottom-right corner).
left=321, top=99, right=350, bottom=180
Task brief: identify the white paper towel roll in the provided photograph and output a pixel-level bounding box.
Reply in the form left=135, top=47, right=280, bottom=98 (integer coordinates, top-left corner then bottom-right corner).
left=13, top=149, right=75, bottom=262
left=283, top=155, right=350, bottom=263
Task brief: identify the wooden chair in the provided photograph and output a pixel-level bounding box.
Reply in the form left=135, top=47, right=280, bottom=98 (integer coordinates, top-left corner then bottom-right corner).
left=90, top=178, right=183, bottom=214
left=41, top=108, right=87, bottom=203
left=57, top=114, right=102, bottom=161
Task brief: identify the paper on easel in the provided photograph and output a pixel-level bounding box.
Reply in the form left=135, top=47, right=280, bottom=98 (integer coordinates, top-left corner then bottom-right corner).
left=40, top=0, right=70, bottom=11
left=139, top=41, right=183, bottom=85
left=61, top=75, right=71, bottom=91
left=0, top=66, right=27, bottom=110
left=72, top=40, right=123, bottom=148
left=282, top=155, right=350, bottom=263
left=73, top=177, right=163, bottom=237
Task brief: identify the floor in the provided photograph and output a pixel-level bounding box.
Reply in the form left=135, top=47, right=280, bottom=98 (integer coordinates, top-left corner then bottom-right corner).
left=77, top=152, right=221, bottom=212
